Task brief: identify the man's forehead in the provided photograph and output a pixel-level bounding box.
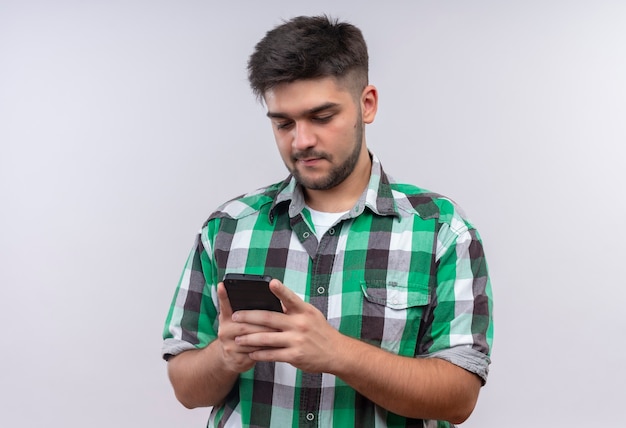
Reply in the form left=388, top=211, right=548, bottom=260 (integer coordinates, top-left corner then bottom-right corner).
left=264, top=77, right=351, bottom=114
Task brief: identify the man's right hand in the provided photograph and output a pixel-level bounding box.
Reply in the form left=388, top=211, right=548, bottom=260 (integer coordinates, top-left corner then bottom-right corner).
left=167, top=282, right=282, bottom=408
left=216, top=281, right=279, bottom=373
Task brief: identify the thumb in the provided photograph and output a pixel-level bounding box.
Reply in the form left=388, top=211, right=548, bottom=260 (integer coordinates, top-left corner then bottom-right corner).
left=217, top=281, right=234, bottom=317
left=269, top=279, right=304, bottom=312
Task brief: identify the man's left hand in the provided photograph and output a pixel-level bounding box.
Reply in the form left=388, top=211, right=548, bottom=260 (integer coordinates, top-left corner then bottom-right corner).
left=232, top=279, right=344, bottom=373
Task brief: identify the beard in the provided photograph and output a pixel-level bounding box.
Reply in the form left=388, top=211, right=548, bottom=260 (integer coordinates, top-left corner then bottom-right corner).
left=289, top=117, right=364, bottom=191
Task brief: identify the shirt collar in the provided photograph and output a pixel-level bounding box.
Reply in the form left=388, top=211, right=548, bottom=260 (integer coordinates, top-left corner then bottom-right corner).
left=269, top=153, right=400, bottom=223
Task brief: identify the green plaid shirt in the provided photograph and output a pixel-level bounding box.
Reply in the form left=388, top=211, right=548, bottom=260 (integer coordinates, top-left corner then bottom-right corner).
left=163, top=154, right=493, bottom=428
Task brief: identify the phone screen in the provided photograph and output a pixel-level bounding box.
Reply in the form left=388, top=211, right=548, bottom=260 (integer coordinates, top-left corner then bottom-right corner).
left=223, top=273, right=283, bottom=312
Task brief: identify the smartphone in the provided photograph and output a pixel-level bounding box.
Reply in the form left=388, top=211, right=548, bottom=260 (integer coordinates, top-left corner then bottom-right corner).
left=223, top=273, right=283, bottom=312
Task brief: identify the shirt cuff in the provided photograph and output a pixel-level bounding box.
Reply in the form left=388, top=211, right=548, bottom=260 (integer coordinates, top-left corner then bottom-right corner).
left=161, top=338, right=197, bottom=361
left=425, top=346, right=491, bottom=385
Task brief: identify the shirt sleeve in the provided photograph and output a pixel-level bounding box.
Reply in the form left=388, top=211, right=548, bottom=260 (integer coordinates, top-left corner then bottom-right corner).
left=162, top=226, right=220, bottom=360
left=422, top=211, right=494, bottom=384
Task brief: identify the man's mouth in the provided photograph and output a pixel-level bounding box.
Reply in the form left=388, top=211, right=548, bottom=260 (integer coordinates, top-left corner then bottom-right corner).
left=293, top=151, right=328, bottom=164
left=295, top=156, right=326, bottom=168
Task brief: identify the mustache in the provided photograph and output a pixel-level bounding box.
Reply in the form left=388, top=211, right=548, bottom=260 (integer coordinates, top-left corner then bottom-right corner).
left=292, top=149, right=330, bottom=161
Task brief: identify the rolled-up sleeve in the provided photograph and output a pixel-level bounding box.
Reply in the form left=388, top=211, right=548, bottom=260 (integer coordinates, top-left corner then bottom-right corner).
left=421, top=214, right=494, bottom=384
left=162, top=227, right=220, bottom=360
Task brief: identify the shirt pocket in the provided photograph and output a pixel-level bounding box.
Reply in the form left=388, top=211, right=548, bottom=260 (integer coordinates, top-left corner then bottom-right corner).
left=358, top=279, right=430, bottom=355
left=360, top=279, right=430, bottom=310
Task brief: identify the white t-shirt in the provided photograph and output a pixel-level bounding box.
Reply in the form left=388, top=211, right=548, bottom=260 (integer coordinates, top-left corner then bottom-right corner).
left=306, top=206, right=349, bottom=238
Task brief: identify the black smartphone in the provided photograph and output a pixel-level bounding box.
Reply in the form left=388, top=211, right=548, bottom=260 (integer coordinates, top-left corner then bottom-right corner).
left=223, top=273, right=283, bottom=312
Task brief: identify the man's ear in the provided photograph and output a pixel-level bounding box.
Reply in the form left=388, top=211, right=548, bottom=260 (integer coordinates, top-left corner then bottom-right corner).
left=361, top=85, right=378, bottom=124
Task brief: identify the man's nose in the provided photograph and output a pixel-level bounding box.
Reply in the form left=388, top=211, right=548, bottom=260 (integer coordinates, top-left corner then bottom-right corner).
left=292, top=121, right=316, bottom=150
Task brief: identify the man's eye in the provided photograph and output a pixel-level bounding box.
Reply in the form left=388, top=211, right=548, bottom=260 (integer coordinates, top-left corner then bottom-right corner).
left=275, top=121, right=293, bottom=130
left=313, top=115, right=333, bottom=123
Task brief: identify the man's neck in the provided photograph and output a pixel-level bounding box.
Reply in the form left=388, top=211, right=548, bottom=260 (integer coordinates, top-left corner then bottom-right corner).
left=304, top=151, right=372, bottom=213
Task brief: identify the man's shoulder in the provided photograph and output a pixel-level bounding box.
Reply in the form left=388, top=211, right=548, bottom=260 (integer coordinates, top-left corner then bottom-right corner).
left=389, top=181, right=465, bottom=224
left=208, top=180, right=285, bottom=222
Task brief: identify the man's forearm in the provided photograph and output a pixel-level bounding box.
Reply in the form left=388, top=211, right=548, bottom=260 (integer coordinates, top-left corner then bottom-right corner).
left=167, top=340, right=239, bottom=409
left=329, top=335, right=482, bottom=424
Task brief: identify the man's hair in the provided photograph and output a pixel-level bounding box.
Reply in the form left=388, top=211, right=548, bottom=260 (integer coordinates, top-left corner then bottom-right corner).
left=247, top=15, right=369, bottom=101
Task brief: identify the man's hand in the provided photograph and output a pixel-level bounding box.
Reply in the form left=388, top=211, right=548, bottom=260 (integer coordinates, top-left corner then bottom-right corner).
left=230, top=279, right=481, bottom=423
left=232, top=279, right=343, bottom=373
left=215, top=281, right=279, bottom=373
left=166, top=282, right=283, bottom=408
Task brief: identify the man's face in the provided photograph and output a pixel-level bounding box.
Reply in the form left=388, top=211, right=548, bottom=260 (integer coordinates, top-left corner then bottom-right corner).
left=264, top=77, right=367, bottom=191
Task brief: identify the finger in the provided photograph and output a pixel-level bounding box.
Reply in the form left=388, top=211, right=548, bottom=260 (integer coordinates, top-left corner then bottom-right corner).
left=236, top=330, right=289, bottom=349
left=231, top=342, right=268, bottom=354
left=232, top=308, right=284, bottom=331
left=217, top=282, right=233, bottom=317
left=248, top=347, right=286, bottom=363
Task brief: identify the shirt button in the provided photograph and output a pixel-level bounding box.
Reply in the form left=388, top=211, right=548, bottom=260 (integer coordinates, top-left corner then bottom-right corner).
left=317, top=286, right=325, bottom=294
left=328, top=228, right=335, bottom=235
left=306, top=413, right=315, bottom=421
left=302, top=232, right=310, bottom=239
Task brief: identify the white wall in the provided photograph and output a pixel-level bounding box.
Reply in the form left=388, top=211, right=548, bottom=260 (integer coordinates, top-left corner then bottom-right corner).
left=1, top=1, right=625, bottom=426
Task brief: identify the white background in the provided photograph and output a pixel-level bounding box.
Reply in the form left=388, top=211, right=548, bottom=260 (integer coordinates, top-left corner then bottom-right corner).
left=1, top=1, right=625, bottom=426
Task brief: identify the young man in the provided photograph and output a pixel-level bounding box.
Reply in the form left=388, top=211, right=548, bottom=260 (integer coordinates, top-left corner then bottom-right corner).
left=163, top=15, right=493, bottom=427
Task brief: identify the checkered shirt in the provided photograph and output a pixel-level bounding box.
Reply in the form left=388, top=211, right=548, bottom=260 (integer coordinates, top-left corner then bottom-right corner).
left=162, top=154, right=494, bottom=428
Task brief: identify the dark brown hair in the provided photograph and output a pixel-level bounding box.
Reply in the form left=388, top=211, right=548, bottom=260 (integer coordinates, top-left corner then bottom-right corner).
left=247, top=15, right=369, bottom=101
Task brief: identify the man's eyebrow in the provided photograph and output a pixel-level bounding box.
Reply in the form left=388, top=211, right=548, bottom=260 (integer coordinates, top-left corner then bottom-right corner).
left=266, top=102, right=340, bottom=119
